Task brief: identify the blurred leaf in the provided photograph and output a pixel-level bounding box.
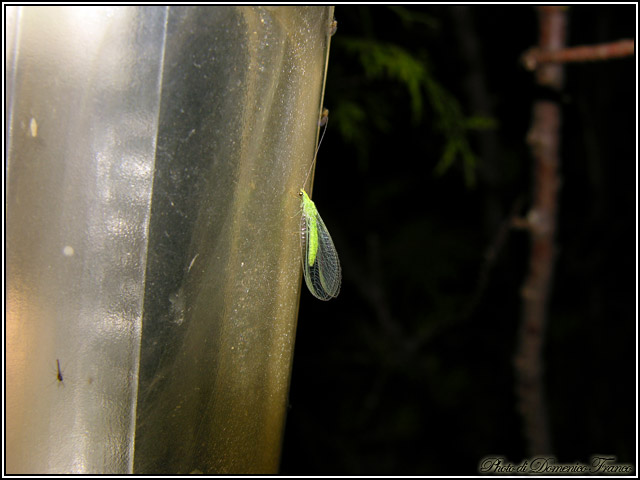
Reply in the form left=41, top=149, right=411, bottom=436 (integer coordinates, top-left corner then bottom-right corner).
left=386, top=5, right=440, bottom=31
left=465, top=115, right=499, bottom=130
left=333, top=100, right=367, bottom=144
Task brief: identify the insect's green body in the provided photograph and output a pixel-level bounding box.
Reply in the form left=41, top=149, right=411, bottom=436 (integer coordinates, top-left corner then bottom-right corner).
left=300, top=189, right=319, bottom=265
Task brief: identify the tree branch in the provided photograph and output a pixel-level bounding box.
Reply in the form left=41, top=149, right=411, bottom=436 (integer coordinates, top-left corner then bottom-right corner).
left=522, top=39, right=635, bottom=70
left=515, top=5, right=567, bottom=457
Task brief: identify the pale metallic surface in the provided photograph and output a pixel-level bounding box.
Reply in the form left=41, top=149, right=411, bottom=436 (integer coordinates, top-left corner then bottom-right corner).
left=5, top=5, right=334, bottom=474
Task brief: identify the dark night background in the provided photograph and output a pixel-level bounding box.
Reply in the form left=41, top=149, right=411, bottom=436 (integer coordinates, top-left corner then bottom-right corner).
left=279, top=5, right=636, bottom=476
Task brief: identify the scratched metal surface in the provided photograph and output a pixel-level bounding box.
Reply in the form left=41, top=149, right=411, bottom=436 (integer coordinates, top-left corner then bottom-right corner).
left=5, top=5, right=333, bottom=474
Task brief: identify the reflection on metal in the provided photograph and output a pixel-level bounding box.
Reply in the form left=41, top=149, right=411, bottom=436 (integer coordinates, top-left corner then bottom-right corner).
left=6, top=5, right=334, bottom=474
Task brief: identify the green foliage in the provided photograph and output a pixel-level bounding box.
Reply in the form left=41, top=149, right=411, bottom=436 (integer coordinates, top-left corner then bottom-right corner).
left=386, top=5, right=440, bottom=31
left=340, top=38, right=427, bottom=122
left=331, top=100, right=368, bottom=145
left=331, top=30, right=496, bottom=187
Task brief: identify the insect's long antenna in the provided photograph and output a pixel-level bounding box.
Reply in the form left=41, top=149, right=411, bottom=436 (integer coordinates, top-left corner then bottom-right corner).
left=302, top=110, right=329, bottom=192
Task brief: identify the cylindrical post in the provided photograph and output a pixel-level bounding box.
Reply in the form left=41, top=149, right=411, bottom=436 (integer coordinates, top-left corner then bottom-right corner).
left=6, top=5, right=334, bottom=473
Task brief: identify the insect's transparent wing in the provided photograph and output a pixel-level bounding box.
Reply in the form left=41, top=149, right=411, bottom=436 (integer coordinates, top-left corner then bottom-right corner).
left=301, top=209, right=341, bottom=300
left=314, top=212, right=342, bottom=298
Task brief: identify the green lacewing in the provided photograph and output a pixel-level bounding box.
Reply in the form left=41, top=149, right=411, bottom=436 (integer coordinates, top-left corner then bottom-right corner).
left=299, top=109, right=341, bottom=300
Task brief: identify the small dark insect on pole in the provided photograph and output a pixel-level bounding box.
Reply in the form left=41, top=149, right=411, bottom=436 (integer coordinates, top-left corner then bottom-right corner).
left=56, top=359, right=64, bottom=384
left=329, top=18, right=338, bottom=37
left=318, top=108, right=329, bottom=127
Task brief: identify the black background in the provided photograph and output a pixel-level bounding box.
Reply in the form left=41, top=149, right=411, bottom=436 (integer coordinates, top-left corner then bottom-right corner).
left=280, top=5, right=636, bottom=475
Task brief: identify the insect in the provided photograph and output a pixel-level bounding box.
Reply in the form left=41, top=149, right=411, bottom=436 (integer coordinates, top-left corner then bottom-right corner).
left=318, top=107, right=329, bottom=127
left=55, top=359, right=65, bottom=386
left=298, top=110, right=341, bottom=301
left=329, top=18, right=338, bottom=37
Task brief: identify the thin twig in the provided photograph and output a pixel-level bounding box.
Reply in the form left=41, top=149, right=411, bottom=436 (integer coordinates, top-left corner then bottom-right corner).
left=522, top=39, right=634, bottom=70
